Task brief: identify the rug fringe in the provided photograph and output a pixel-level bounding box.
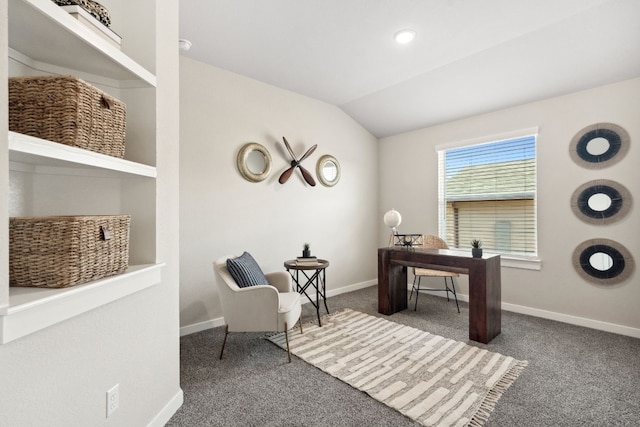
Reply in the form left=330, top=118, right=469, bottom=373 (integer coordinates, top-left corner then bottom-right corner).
left=468, top=360, right=529, bottom=426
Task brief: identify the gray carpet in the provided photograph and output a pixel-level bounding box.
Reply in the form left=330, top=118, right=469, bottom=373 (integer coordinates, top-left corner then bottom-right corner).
left=167, top=286, right=640, bottom=426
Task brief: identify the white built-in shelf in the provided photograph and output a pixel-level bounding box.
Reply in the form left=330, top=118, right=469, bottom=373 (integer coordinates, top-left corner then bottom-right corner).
left=8, top=131, right=157, bottom=178
left=0, top=263, right=164, bottom=344
left=8, top=0, right=156, bottom=87
left=2, top=0, right=161, bottom=345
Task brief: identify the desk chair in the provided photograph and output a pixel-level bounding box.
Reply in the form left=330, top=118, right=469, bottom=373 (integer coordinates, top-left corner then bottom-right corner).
left=410, top=235, right=460, bottom=313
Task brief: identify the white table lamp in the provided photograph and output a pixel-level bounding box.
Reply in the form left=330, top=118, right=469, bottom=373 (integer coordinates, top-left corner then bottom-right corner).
left=384, top=209, right=402, bottom=247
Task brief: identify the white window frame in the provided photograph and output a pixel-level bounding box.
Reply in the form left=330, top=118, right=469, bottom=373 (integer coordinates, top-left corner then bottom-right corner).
left=436, top=128, right=542, bottom=270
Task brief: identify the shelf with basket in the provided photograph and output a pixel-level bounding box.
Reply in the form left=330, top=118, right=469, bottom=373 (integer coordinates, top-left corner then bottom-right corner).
left=2, top=0, right=162, bottom=343
left=8, top=0, right=156, bottom=86
left=9, top=131, right=157, bottom=178
left=0, top=263, right=164, bottom=344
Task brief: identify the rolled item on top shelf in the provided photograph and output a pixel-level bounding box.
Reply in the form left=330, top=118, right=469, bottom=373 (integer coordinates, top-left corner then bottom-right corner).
left=51, top=0, right=112, bottom=27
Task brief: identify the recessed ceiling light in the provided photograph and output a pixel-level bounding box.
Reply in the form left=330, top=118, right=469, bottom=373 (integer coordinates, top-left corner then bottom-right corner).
left=394, top=29, right=416, bottom=44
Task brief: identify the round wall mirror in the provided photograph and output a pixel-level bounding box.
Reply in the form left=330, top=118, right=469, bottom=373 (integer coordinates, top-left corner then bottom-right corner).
left=587, top=193, right=612, bottom=211
left=316, top=155, right=341, bottom=187
left=572, top=238, right=634, bottom=285
left=570, top=180, right=631, bottom=225
left=569, top=123, right=629, bottom=169
left=246, top=150, right=267, bottom=174
left=589, top=252, right=613, bottom=271
left=237, top=142, right=272, bottom=182
left=585, top=137, right=610, bottom=156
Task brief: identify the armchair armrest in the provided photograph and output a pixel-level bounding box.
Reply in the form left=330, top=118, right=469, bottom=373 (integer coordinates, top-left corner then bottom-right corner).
left=265, top=271, right=294, bottom=293
left=224, top=285, right=281, bottom=332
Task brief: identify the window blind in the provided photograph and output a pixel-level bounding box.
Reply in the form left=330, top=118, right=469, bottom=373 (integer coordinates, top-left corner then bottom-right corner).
left=437, top=135, right=537, bottom=256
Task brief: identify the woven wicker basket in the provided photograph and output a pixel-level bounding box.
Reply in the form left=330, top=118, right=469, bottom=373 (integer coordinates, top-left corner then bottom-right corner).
left=9, top=215, right=131, bottom=288
left=8, top=75, right=126, bottom=158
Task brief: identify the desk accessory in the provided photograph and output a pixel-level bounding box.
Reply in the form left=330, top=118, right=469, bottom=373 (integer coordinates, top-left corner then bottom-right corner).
left=471, top=239, right=483, bottom=257
left=383, top=208, right=402, bottom=247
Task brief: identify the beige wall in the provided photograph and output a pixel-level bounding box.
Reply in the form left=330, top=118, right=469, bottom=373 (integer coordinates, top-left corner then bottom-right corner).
left=179, top=58, right=639, bottom=337
left=379, top=77, right=640, bottom=336
left=179, top=57, right=379, bottom=330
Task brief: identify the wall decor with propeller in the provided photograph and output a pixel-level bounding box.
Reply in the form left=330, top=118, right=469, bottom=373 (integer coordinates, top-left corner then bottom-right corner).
left=236, top=136, right=340, bottom=188
left=278, top=136, right=317, bottom=186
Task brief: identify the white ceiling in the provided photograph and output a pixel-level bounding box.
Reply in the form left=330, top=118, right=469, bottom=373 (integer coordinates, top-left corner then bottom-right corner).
left=179, top=0, right=640, bottom=138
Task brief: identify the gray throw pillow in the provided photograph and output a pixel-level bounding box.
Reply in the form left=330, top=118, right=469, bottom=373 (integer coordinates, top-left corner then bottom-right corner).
left=226, top=252, right=269, bottom=288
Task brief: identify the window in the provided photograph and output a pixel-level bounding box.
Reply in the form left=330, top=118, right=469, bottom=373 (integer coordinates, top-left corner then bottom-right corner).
left=437, top=133, right=537, bottom=258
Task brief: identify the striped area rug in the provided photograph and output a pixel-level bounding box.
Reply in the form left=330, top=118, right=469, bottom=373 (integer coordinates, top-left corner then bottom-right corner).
left=268, top=309, right=528, bottom=427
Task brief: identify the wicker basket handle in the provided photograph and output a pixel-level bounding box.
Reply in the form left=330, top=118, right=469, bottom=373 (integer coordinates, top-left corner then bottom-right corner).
left=100, top=226, right=112, bottom=240
left=101, top=94, right=114, bottom=109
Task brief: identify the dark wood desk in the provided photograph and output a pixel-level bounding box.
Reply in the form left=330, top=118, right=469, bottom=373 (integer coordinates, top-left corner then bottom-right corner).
left=378, top=247, right=501, bottom=344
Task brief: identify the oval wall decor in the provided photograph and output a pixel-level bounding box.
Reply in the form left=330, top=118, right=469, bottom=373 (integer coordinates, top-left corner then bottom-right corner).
left=570, top=180, right=631, bottom=225
left=237, top=142, right=272, bottom=182
left=572, top=238, right=634, bottom=285
left=569, top=123, right=629, bottom=169
left=316, top=154, right=341, bottom=187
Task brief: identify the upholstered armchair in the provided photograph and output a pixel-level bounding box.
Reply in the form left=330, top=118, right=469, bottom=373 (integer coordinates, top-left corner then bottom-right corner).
left=213, top=253, right=303, bottom=362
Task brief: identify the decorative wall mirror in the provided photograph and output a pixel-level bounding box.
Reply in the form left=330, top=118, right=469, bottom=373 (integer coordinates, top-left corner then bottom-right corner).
left=572, top=239, right=634, bottom=285
left=316, top=155, right=341, bottom=187
left=570, top=180, right=631, bottom=225
left=237, top=142, right=272, bottom=182
left=569, top=123, right=630, bottom=169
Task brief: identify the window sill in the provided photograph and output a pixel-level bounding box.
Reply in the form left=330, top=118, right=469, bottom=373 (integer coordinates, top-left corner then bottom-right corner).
left=500, top=255, right=541, bottom=270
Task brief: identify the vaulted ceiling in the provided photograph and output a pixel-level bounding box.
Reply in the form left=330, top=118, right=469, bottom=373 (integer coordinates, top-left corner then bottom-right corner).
left=179, top=0, right=640, bottom=138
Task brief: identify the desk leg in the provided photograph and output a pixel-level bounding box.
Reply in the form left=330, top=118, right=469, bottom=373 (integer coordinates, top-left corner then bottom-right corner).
left=378, top=249, right=408, bottom=315
left=468, top=257, right=501, bottom=344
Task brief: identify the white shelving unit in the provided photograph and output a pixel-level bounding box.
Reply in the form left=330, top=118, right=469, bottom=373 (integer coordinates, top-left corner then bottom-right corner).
left=8, top=0, right=156, bottom=85
left=1, top=0, right=162, bottom=344
left=9, top=131, right=157, bottom=178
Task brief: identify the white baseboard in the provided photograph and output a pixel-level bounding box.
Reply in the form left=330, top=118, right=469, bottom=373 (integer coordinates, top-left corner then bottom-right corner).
left=407, top=283, right=640, bottom=339
left=147, top=388, right=183, bottom=427
left=501, top=301, right=640, bottom=339
left=319, top=279, right=377, bottom=300
left=180, top=317, right=225, bottom=336
left=298, top=281, right=375, bottom=307
left=181, top=281, right=640, bottom=340
left=179, top=280, right=376, bottom=337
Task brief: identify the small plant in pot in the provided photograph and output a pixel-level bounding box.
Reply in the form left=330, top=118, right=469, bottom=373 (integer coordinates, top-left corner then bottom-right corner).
left=471, top=239, right=483, bottom=258
left=302, top=243, right=311, bottom=258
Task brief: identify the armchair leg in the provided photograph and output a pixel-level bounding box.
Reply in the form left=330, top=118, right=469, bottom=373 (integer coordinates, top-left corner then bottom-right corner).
left=299, top=317, right=304, bottom=335
left=284, top=322, right=291, bottom=363
left=219, top=324, right=229, bottom=360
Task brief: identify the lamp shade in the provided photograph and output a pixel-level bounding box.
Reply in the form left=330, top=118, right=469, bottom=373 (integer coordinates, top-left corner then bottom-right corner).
left=383, top=209, right=402, bottom=229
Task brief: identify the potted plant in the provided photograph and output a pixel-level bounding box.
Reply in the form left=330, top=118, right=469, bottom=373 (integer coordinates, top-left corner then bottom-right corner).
left=471, top=239, right=483, bottom=258
left=302, top=243, right=311, bottom=258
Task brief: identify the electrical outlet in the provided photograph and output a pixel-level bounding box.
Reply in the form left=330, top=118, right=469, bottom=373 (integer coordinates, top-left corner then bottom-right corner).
left=106, top=384, right=120, bottom=417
